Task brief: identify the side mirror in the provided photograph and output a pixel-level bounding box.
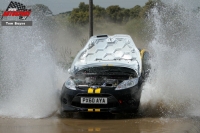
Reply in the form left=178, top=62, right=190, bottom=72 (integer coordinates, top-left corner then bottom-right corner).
left=140, top=50, right=151, bottom=84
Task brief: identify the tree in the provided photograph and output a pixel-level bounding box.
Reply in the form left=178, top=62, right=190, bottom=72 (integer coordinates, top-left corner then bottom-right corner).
left=106, top=5, right=122, bottom=22
left=121, top=8, right=130, bottom=22
left=93, top=5, right=106, bottom=22
left=79, top=2, right=89, bottom=12
left=69, top=10, right=89, bottom=25
left=69, top=2, right=89, bottom=25
left=68, top=1, right=165, bottom=24
left=69, top=2, right=107, bottom=25
left=130, top=5, right=141, bottom=19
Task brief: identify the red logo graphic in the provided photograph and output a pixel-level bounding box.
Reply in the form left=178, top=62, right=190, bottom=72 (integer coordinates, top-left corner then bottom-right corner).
left=1, top=1, right=31, bottom=20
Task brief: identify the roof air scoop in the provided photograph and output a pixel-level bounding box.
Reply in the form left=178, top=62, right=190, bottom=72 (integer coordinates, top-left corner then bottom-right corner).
left=96, top=35, right=108, bottom=38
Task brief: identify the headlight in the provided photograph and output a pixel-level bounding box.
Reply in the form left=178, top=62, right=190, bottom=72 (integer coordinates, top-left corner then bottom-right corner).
left=115, top=78, right=138, bottom=90
left=65, top=79, right=76, bottom=90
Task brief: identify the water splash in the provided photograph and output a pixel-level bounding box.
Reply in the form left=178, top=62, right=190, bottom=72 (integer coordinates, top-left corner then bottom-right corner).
left=140, top=1, right=200, bottom=117
left=0, top=14, right=67, bottom=118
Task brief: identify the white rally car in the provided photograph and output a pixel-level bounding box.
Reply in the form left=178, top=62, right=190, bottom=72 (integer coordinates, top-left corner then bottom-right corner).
left=60, top=34, right=150, bottom=117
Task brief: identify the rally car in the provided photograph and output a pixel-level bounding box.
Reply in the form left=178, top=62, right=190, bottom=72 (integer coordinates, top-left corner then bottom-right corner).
left=60, top=34, right=150, bottom=117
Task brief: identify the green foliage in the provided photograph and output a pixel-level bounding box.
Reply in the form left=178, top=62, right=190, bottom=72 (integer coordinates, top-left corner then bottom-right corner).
left=93, top=6, right=106, bottom=22
left=68, top=2, right=89, bottom=25
left=69, top=9, right=89, bottom=25
left=69, top=2, right=107, bottom=25
left=79, top=2, right=89, bottom=12
left=106, top=5, right=123, bottom=22
left=121, top=8, right=130, bottom=22
left=68, top=0, right=164, bottom=25
left=130, top=5, right=141, bottom=19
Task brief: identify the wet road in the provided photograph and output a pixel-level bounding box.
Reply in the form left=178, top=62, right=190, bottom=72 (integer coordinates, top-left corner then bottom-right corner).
left=0, top=114, right=200, bottom=133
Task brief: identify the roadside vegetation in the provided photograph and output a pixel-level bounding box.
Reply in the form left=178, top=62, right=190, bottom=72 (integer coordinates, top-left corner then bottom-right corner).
left=52, top=0, right=165, bottom=46
left=50, top=0, right=165, bottom=68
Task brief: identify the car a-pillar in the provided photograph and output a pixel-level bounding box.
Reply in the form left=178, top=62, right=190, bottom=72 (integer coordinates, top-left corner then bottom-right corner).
left=139, top=49, right=151, bottom=84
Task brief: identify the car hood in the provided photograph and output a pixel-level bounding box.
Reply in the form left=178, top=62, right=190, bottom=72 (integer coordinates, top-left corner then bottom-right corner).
left=69, top=34, right=142, bottom=76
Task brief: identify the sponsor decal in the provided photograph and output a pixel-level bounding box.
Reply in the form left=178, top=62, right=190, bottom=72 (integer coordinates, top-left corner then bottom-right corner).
left=1, top=1, right=32, bottom=26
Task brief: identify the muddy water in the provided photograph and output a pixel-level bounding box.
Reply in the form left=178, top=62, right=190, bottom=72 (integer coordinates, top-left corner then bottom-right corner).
left=0, top=116, right=200, bottom=133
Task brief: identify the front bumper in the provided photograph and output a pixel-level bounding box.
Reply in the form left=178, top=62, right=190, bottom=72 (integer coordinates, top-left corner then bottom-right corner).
left=60, top=85, right=142, bottom=114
